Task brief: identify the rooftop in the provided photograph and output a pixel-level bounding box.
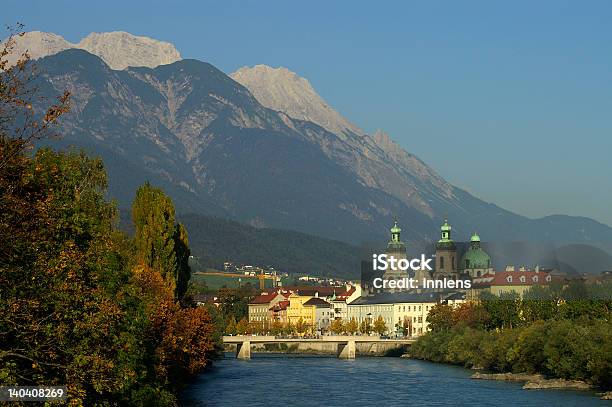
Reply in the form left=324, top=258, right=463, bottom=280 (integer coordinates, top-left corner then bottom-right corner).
left=350, top=291, right=452, bottom=305
left=303, top=297, right=332, bottom=307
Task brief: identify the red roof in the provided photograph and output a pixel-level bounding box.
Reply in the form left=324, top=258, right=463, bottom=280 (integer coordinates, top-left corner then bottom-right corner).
left=270, top=300, right=289, bottom=311
left=335, top=286, right=356, bottom=300
left=249, top=292, right=279, bottom=304
left=473, top=271, right=555, bottom=287
left=281, top=286, right=339, bottom=296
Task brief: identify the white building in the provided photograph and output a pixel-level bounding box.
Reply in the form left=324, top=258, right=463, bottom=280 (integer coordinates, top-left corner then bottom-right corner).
left=347, top=292, right=464, bottom=337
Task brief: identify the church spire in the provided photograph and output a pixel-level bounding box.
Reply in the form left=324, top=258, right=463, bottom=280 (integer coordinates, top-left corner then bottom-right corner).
left=390, top=220, right=401, bottom=243
left=439, top=218, right=452, bottom=243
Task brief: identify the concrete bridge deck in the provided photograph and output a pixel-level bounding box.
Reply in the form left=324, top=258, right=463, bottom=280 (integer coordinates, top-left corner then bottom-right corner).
left=223, top=335, right=415, bottom=359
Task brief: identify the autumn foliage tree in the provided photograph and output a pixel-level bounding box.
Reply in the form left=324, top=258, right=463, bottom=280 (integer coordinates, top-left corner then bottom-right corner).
left=373, top=316, right=387, bottom=335
left=0, top=26, right=215, bottom=405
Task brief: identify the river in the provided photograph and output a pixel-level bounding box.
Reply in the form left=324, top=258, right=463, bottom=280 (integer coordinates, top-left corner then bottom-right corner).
left=181, top=354, right=608, bottom=407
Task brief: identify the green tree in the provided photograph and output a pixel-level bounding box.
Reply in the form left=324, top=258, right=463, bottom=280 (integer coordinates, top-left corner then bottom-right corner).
left=174, top=222, right=191, bottom=302
left=132, top=183, right=179, bottom=295
left=427, top=304, right=455, bottom=331
left=225, top=315, right=238, bottom=335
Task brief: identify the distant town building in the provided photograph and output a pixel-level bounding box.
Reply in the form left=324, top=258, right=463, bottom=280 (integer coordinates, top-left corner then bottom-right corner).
left=303, top=297, right=334, bottom=332
left=248, top=290, right=290, bottom=323
left=471, top=268, right=555, bottom=297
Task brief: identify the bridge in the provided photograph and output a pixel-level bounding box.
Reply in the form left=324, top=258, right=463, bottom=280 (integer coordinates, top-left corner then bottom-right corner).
left=223, top=335, right=415, bottom=359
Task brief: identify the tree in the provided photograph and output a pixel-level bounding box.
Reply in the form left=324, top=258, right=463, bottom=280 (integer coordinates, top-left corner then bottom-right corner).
left=133, top=265, right=214, bottom=384
left=373, top=316, right=387, bottom=335
left=0, top=25, right=70, bottom=171
left=345, top=318, right=359, bottom=335
left=132, top=183, right=180, bottom=297
left=427, top=304, right=455, bottom=331
left=225, top=316, right=237, bottom=335
left=174, top=222, right=191, bottom=302
left=359, top=319, right=372, bottom=335
left=236, top=318, right=250, bottom=335
left=271, top=320, right=284, bottom=335
left=330, top=318, right=345, bottom=334
left=453, top=302, right=490, bottom=329
left=481, top=291, right=520, bottom=329
left=0, top=27, right=215, bottom=405
left=284, top=321, right=295, bottom=335
left=296, top=317, right=307, bottom=334
left=217, top=287, right=253, bottom=321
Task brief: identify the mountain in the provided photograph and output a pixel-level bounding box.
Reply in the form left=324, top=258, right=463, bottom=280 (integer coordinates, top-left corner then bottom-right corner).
left=30, top=48, right=612, bottom=249
left=117, top=209, right=362, bottom=278
left=5, top=31, right=181, bottom=69
left=230, top=65, right=363, bottom=137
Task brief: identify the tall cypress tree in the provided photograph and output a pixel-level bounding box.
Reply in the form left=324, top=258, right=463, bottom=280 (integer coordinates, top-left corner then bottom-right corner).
left=174, top=222, right=191, bottom=301
left=132, top=182, right=179, bottom=295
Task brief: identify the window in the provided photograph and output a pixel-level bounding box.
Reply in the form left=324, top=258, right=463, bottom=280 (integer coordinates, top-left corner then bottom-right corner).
left=546, top=275, right=551, bottom=282
left=418, top=316, right=423, bottom=323
left=507, top=276, right=513, bottom=283
left=533, top=276, right=538, bottom=282
left=520, top=276, right=526, bottom=283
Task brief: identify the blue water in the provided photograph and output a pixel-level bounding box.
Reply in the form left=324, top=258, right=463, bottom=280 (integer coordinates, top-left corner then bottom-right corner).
left=181, top=354, right=608, bottom=407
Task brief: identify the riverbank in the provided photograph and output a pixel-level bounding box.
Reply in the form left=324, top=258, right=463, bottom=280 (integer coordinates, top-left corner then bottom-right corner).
left=408, top=319, right=612, bottom=397
left=469, top=372, right=612, bottom=400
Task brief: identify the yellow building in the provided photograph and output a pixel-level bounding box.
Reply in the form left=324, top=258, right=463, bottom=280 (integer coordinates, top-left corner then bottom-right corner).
left=286, top=293, right=315, bottom=326
left=248, top=290, right=288, bottom=323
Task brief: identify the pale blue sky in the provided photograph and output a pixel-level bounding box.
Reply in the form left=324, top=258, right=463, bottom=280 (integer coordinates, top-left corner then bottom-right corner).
left=5, top=0, right=612, bottom=226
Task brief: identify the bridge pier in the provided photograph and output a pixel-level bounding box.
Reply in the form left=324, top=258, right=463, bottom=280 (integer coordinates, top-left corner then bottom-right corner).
left=236, top=340, right=251, bottom=359
left=337, top=340, right=356, bottom=359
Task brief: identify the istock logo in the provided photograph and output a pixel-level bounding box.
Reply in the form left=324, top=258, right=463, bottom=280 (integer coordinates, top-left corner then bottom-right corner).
left=372, top=254, right=433, bottom=271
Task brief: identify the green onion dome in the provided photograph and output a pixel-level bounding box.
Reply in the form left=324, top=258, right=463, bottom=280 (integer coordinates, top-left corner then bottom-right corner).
left=460, top=232, right=490, bottom=269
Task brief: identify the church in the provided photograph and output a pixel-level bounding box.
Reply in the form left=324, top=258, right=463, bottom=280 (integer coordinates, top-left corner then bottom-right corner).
left=368, top=217, right=494, bottom=293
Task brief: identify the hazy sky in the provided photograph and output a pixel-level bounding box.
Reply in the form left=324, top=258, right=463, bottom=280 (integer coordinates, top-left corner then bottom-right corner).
left=5, top=0, right=612, bottom=226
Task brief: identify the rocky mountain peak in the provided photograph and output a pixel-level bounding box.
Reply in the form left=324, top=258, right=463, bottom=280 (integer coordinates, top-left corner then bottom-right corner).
left=3, top=31, right=71, bottom=66
left=230, top=64, right=363, bottom=137
left=76, top=31, right=181, bottom=69
left=4, top=30, right=181, bottom=70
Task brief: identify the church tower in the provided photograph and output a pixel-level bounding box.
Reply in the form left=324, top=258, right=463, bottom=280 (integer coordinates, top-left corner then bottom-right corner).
left=433, top=219, right=458, bottom=280
left=382, top=220, right=409, bottom=286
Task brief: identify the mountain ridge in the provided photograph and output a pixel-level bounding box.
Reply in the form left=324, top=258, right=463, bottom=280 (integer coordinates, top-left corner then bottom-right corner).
left=30, top=48, right=612, bottom=247
left=5, top=30, right=181, bottom=69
